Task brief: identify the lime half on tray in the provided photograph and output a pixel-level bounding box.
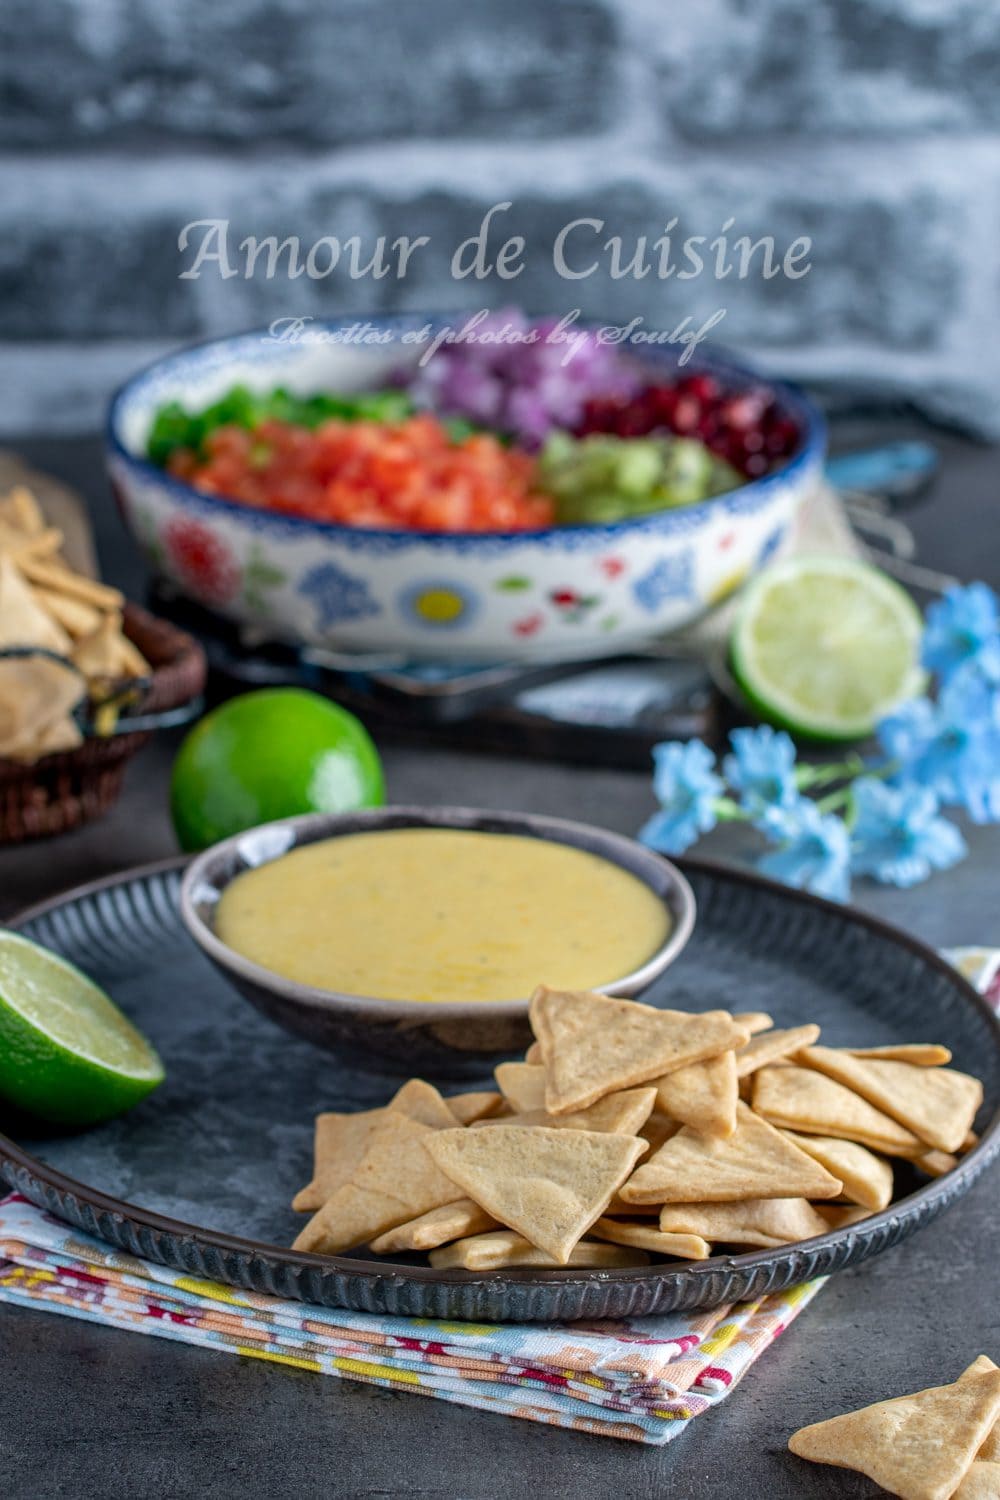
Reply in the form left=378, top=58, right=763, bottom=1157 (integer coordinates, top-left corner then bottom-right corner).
left=731, top=555, right=924, bottom=742
left=0, top=931, right=164, bottom=1126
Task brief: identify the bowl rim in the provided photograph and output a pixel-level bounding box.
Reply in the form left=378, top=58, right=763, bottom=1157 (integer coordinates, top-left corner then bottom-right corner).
left=178, top=803, right=697, bottom=1018
left=105, top=315, right=827, bottom=547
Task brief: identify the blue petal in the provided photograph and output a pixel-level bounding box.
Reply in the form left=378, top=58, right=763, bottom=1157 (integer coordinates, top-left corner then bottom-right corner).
left=638, top=808, right=701, bottom=855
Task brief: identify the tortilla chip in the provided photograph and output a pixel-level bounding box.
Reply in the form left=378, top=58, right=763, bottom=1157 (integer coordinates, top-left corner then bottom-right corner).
left=70, top=614, right=144, bottom=679
left=369, top=1199, right=498, bottom=1254
left=19, top=554, right=123, bottom=610
left=524, top=1040, right=544, bottom=1064
left=954, top=1462, right=1000, bottom=1499
left=817, top=1204, right=872, bottom=1230
left=658, top=1197, right=832, bottom=1249
left=445, top=1091, right=503, bottom=1126
left=292, top=1079, right=459, bottom=1212
left=605, top=1197, right=661, bottom=1217
left=476, top=1087, right=657, bottom=1137
left=849, top=1043, right=952, bottom=1066
left=0, top=524, right=63, bottom=563
left=752, top=1063, right=924, bottom=1155
left=590, top=1218, right=711, bottom=1259
left=292, top=1113, right=461, bottom=1254
left=619, top=1101, right=842, bottom=1205
left=291, top=1108, right=383, bottom=1213
left=0, top=655, right=83, bottom=761
left=29, top=713, right=84, bottom=758
left=429, top=1230, right=649, bottom=1271
left=0, top=555, right=71, bottom=654
left=788, top=1367, right=1000, bottom=1500
left=112, top=630, right=151, bottom=678
left=389, top=1078, right=464, bottom=1130
left=0, top=486, right=46, bottom=536
left=734, top=1024, right=821, bottom=1079
left=530, top=986, right=748, bottom=1114
left=653, top=1050, right=738, bottom=1138
left=426, top=1125, right=646, bottom=1264
left=29, top=585, right=103, bottom=639
left=960, top=1358, right=1000, bottom=1463
left=781, top=1131, right=894, bottom=1212
left=641, top=1111, right=681, bottom=1153
left=732, top=1011, right=774, bottom=1035
left=799, top=1046, right=983, bottom=1154
left=494, top=1061, right=547, bottom=1113
left=914, top=1148, right=960, bottom=1178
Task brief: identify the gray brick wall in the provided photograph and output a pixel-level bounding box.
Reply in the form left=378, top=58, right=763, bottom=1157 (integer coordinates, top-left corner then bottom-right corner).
left=1, top=0, right=998, bottom=436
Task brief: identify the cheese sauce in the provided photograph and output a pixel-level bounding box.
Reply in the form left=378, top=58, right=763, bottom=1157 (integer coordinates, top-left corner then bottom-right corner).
left=215, top=828, right=670, bottom=1002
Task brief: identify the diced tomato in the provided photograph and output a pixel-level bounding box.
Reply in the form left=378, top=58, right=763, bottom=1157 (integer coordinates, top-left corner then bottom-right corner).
left=168, top=415, right=555, bottom=532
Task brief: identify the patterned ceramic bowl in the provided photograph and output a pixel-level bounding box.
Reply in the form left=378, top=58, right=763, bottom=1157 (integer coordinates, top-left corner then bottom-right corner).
left=107, top=319, right=826, bottom=663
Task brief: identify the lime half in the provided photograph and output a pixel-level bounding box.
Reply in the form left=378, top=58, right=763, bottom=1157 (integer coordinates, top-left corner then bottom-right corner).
left=0, top=931, right=164, bottom=1125
left=731, top=555, right=924, bottom=741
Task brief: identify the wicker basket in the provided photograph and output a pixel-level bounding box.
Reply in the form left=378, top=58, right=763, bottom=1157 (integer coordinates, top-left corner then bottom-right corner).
left=0, top=602, right=207, bottom=844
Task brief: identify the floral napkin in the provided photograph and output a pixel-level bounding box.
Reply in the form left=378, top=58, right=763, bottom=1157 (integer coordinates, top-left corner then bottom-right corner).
left=0, top=946, right=994, bottom=1444
left=0, top=1191, right=821, bottom=1444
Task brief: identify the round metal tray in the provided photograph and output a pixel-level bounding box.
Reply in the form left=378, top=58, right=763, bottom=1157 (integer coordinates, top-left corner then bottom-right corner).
left=2, top=855, right=998, bottom=1321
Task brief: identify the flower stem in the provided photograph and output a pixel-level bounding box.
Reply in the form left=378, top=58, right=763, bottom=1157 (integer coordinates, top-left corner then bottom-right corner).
left=804, top=755, right=900, bottom=814
left=815, top=787, right=852, bottom=814
left=713, top=797, right=751, bottom=823
left=795, top=753, right=868, bottom=788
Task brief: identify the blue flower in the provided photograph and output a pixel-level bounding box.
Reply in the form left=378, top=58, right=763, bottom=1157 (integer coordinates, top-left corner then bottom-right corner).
left=940, top=637, right=1000, bottom=723
left=638, top=740, right=724, bottom=854
left=922, top=582, right=1000, bottom=681
left=722, top=725, right=799, bottom=817
left=877, top=696, right=938, bottom=770
left=939, top=654, right=1000, bottom=821
left=877, top=695, right=970, bottom=802
left=878, top=649, right=1000, bottom=822
left=757, top=801, right=851, bottom=902
left=849, top=778, right=966, bottom=888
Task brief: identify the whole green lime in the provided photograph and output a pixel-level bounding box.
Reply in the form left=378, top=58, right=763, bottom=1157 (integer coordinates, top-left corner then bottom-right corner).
left=170, top=688, right=385, bottom=852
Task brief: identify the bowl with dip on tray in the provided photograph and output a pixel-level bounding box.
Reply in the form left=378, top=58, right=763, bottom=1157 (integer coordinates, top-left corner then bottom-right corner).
left=179, top=804, right=696, bottom=1072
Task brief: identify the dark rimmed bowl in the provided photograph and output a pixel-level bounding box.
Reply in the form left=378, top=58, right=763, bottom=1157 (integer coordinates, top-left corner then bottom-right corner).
left=179, top=805, right=697, bottom=1074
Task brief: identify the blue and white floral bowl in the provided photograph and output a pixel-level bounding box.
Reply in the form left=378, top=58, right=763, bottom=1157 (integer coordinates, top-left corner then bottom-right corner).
left=107, top=319, right=826, bottom=663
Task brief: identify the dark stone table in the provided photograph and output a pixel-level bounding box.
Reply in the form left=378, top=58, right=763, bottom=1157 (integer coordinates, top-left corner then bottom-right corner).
left=1, top=432, right=998, bottom=1499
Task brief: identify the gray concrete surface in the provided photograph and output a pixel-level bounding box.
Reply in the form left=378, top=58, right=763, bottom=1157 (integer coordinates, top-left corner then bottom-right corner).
left=0, top=431, right=998, bottom=1498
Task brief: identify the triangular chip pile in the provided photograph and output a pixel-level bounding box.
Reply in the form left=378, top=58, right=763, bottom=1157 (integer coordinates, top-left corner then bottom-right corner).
left=0, top=484, right=149, bottom=763
left=288, top=986, right=983, bottom=1270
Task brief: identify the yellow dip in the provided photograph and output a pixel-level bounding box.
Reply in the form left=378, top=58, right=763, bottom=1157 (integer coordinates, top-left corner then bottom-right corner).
left=215, top=828, right=670, bottom=1002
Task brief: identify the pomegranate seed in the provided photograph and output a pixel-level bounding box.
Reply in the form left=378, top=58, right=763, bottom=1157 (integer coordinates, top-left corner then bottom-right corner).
left=671, top=395, right=701, bottom=433
left=677, top=373, right=719, bottom=403
left=571, top=375, right=799, bottom=475
left=720, top=395, right=763, bottom=431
